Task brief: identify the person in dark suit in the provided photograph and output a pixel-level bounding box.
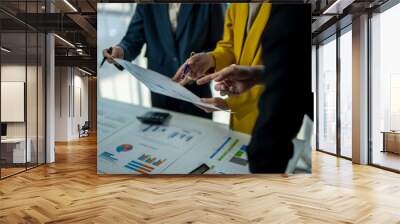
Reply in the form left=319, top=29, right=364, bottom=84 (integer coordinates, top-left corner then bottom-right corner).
left=103, top=3, right=225, bottom=119
left=247, top=4, right=312, bottom=173
left=194, top=4, right=313, bottom=173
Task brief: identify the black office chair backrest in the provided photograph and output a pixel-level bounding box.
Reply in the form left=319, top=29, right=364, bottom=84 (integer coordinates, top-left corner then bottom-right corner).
left=82, top=121, right=90, bottom=129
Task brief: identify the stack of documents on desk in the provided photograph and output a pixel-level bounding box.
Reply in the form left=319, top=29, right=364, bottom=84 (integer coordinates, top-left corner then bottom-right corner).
left=115, top=59, right=227, bottom=112
left=97, top=99, right=251, bottom=174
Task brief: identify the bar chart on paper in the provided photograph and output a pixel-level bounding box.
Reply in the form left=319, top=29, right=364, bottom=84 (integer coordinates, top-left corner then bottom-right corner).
left=99, top=151, right=118, bottom=163
left=230, top=145, right=248, bottom=166
left=137, top=124, right=203, bottom=150
left=205, top=137, right=250, bottom=174
left=125, top=160, right=155, bottom=174
left=138, top=153, right=166, bottom=167
left=97, top=151, right=123, bottom=174
left=209, top=137, right=242, bottom=162
left=124, top=153, right=167, bottom=174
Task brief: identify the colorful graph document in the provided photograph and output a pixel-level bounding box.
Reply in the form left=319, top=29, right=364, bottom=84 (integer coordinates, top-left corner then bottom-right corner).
left=98, top=129, right=178, bottom=174
left=204, top=137, right=250, bottom=174
left=230, top=145, right=248, bottom=166
left=115, top=59, right=228, bottom=112
left=98, top=98, right=251, bottom=174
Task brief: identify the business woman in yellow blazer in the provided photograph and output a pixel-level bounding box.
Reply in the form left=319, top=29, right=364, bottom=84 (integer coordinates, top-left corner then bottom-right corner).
left=173, top=3, right=272, bottom=134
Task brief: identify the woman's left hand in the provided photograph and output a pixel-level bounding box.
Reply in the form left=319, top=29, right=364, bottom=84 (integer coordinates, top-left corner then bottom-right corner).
left=196, top=64, right=263, bottom=96
left=198, top=97, right=229, bottom=112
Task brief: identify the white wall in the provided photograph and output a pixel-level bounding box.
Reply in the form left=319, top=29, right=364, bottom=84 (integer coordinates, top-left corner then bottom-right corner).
left=1, top=64, right=46, bottom=164
left=55, top=67, right=89, bottom=141
left=1, top=65, right=26, bottom=141
left=1, top=65, right=40, bottom=137
left=71, top=73, right=89, bottom=138
left=55, top=66, right=68, bottom=141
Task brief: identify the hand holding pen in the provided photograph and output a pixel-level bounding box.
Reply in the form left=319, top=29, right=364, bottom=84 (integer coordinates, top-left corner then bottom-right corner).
left=180, top=52, right=196, bottom=84
left=101, top=46, right=125, bottom=71
left=172, top=52, right=216, bottom=85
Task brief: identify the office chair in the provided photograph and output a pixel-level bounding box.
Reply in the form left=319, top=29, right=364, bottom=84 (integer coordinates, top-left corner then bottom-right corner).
left=79, top=121, right=90, bottom=138
left=285, top=115, right=313, bottom=174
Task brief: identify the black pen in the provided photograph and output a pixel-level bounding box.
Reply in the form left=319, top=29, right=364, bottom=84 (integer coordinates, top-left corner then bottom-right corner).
left=100, top=47, right=124, bottom=71
left=100, top=47, right=112, bottom=67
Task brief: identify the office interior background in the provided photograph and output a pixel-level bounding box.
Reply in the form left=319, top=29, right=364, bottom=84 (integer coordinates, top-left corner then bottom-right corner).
left=0, top=0, right=399, bottom=178
left=0, top=0, right=97, bottom=179
left=314, top=0, right=400, bottom=172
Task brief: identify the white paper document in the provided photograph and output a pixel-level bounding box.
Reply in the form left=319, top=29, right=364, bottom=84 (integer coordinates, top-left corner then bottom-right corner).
left=98, top=98, right=251, bottom=174
left=115, top=59, right=227, bottom=111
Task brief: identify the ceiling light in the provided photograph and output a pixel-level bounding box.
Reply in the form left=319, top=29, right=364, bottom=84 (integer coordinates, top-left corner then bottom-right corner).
left=1, top=47, right=11, bottom=53
left=322, top=0, right=354, bottom=15
left=78, top=67, right=92, bottom=76
left=63, top=0, right=78, bottom=12
left=54, top=34, right=75, bottom=48
left=323, top=0, right=341, bottom=14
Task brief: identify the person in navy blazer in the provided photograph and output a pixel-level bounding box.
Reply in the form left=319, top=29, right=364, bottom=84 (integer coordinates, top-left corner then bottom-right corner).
left=103, top=3, right=225, bottom=119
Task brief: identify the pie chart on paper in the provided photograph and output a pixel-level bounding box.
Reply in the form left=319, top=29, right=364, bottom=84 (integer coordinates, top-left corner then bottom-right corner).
left=116, top=144, right=133, bottom=152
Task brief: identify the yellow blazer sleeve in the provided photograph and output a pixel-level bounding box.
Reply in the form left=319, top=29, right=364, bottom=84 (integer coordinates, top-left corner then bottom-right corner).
left=208, top=4, right=236, bottom=71
left=225, top=84, right=265, bottom=120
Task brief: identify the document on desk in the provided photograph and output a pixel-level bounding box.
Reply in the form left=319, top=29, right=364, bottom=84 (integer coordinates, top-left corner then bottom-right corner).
left=98, top=98, right=251, bottom=174
left=115, top=59, right=228, bottom=112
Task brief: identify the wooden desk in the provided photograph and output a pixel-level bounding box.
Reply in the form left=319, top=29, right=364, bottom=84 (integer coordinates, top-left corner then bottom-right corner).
left=382, top=131, right=400, bottom=154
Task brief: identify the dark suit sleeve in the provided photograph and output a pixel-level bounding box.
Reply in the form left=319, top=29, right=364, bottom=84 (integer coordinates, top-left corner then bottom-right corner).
left=207, top=4, right=226, bottom=52
left=117, top=5, right=146, bottom=62
left=247, top=4, right=313, bottom=173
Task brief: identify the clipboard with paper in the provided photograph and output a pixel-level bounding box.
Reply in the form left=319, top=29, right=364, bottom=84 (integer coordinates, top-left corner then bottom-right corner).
left=115, top=59, right=229, bottom=112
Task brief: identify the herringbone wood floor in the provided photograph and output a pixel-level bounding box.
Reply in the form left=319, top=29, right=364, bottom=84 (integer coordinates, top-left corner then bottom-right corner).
left=1, top=134, right=400, bottom=224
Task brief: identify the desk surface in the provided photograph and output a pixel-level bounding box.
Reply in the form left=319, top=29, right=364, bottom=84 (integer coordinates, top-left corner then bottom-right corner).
left=381, top=131, right=400, bottom=134
left=1, top=138, right=27, bottom=143
left=98, top=98, right=251, bottom=174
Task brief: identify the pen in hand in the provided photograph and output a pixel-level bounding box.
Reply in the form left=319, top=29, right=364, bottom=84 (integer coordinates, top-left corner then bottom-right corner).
left=180, top=52, right=195, bottom=82
left=101, top=47, right=124, bottom=71
left=100, top=47, right=112, bottom=67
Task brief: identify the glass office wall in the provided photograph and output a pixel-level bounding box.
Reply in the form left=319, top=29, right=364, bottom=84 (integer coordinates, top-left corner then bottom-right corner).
left=339, top=28, right=352, bottom=158
left=1, top=32, right=28, bottom=177
left=317, top=35, right=337, bottom=154
left=0, top=0, right=46, bottom=179
left=37, top=32, right=45, bottom=165
left=370, top=2, right=400, bottom=171
left=27, top=31, right=38, bottom=169
left=317, top=25, right=354, bottom=159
